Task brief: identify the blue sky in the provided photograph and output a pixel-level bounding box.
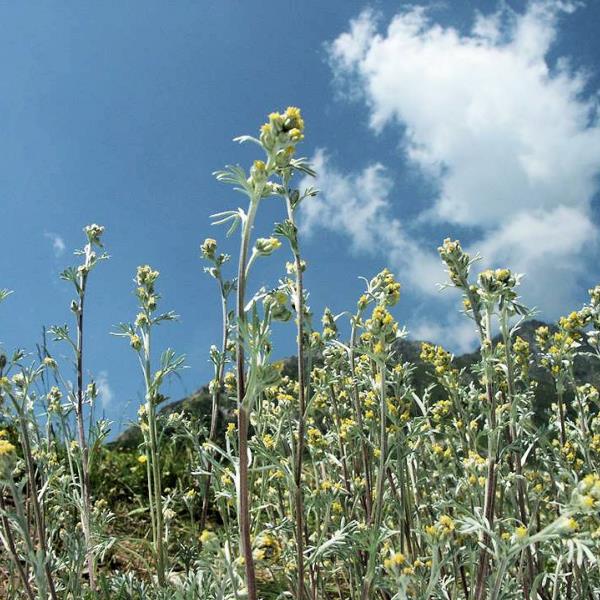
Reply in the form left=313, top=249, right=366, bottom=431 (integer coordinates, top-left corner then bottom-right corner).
left=1, top=1, right=599, bottom=436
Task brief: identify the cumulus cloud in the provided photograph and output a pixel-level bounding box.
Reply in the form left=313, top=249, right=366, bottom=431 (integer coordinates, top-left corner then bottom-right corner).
left=44, top=232, right=66, bottom=258
left=300, top=150, right=445, bottom=296
left=306, top=0, right=600, bottom=343
left=96, top=371, right=114, bottom=410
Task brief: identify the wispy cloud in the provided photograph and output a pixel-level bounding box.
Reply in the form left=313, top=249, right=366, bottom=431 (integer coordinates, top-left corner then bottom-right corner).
left=307, top=0, right=600, bottom=344
left=96, top=371, right=114, bottom=410
left=44, top=232, right=66, bottom=258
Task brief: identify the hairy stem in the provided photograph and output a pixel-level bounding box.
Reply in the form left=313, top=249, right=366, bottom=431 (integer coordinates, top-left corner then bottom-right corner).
left=236, top=196, right=260, bottom=600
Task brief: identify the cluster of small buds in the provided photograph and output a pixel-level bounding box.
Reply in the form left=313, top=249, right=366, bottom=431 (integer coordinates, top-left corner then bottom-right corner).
left=259, top=106, right=305, bottom=155
left=252, top=530, right=282, bottom=564
left=254, top=237, right=282, bottom=256
left=86, top=381, right=97, bottom=400
left=572, top=474, right=600, bottom=512
left=425, top=514, right=456, bottom=539
left=577, top=383, right=599, bottom=407
left=47, top=386, right=63, bottom=413
left=0, top=437, right=16, bottom=473
left=383, top=551, right=406, bottom=572
left=322, top=308, right=338, bottom=340
left=0, top=437, right=16, bottom=457
left=366, top=306, right=397, bottom=340
left=200, top=528, right=218, bottom=546
left=43, top=356, right=58, bottom=369
left=589, top=284, right=600, bottom=308
left=286, top=259, right=306, bottom=275
left=201, top=238, right=218, bottom=260
left=420, top=343, right=454, bottom=376
left=535, top=326, right=550, bottom=347
left=369, top=269, right=401, bottom=307
left=559, top=309, right=592, bottom=339
left=11, top=372, right=26, bottom=389
left=477, top=268, right=516, bottom=296
left=366, top=305, right=398, bottom=356
left=84, top=223, right=105, bottom=246
left=438, top=238, right=470, bottom=287
left=512, top=336, right=531, bottom=374
left=306, top=426, right=327, bottom=450
left=131, top=265, right=160, bottom=348
left=224, top=371, right=237, bottom=394
left=537, top=327, right=579, bottom=377
left=462, top=284, right=482, bottom=315
left=136, top=265, right=160, bottom=289
left=263, top=290, right=291, bottom=322
left=431, top=399, right=452, bottom=423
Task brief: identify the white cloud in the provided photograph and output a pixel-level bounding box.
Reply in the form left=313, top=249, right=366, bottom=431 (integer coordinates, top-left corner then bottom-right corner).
left=300, top=150, right=445, bottom=296
left=310, top=0, right=600, bottom=345
left=44, top=232, right=66, bottom=258
left=96, top=371, right=114, bottom=410
left=411, top=317, right=479, bottom=354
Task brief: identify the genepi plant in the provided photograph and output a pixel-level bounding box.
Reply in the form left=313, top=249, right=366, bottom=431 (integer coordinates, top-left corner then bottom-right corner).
left=0, top=286, right=58, bottom=599
left=51, top=224, right=108, bottom=589
left=116, top=265, right=185, bottom=586
left=212, top=106, right=315, bottom=599
left=199, top=238, right=234, bottom=533
left=0, top=343, right=58, bottom=595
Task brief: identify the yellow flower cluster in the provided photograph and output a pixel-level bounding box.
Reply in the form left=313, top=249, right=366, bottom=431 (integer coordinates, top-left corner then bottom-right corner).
left=438, top=238, right=470, bottom=287
left=370, top=269, right=401, bottom=307
left=259, top=106, right=305, bottom=157
left=559, top=310, right=591, bottom=334
left=383, top=551, right=405, bottom=571
left=0, top=438, right=16, bottom=457
left=307, top=427, right=327, bottom=449
left=322, top=308, right=338, bottom=340
left=425, top=514, right=455, bottom=539
left=431, top=399, right=452, bottom=423
left=574, top=474, right=600, bottom=512
left=420, top=343, right=454, bottom=376
left=255, top=237, right=281, bottom=256
left=366, top=305, right=397, bottom=342
left=478, top=268, right=516, bottom=294
left=253, top=531, right=282, bottom=564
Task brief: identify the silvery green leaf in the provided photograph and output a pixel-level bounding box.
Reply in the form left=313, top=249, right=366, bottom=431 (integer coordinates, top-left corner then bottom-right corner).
left=233, top=135, right=261, bottom=147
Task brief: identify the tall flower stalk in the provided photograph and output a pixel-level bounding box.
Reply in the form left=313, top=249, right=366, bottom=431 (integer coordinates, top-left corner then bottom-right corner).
left=276, top=178, right=315, bottom=599
left=199, top=238, right=233, bottom=532
left=117, top=265, right=184, bottom=586
left=57, top=224, right=107, bottom=589
left=213, top=106, right=311, bottom=599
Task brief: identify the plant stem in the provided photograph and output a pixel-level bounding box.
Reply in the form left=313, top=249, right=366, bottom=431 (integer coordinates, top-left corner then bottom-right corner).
left=474, top=306, right=498, bottom=600
left=143, top=327, right=167, bottom=586
left=0, top=491, right=36, bottom=600
left=350, top=318, right=373, bottom=522
left=75, top=267, right=96, bottom=589
left=362, top=358, right=387, bottom=599
left=285, top=194, right=308, bottom=600
left=236, top=196, right=259, bottom=600
left=16, top=411, right=58, bottom=599
left=500, top=309, right=534, bottom=598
